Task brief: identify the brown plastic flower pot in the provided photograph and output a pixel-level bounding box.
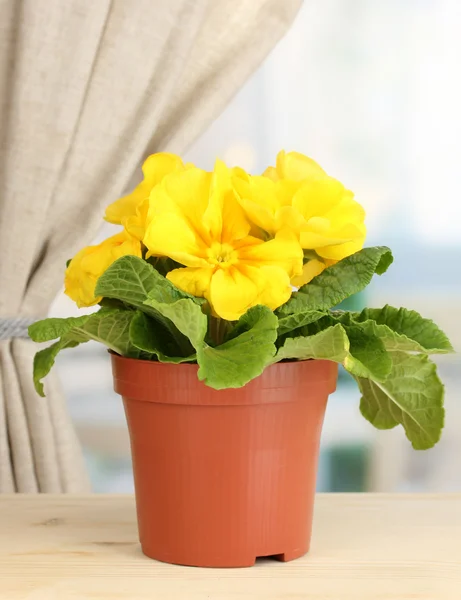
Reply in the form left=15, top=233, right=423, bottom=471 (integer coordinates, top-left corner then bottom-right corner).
left=111, top=355, right=338, bottom=568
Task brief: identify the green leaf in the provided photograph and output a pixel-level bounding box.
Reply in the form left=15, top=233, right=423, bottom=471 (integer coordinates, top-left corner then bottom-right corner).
left=28, top=315, right=90, bottom=342
left=33, top=338, right=81, bottom=397
left=274, top=319, right=392, bottom=382
left=96, top=256, right=197, bottom=356
left=143, top=296, right=207, bottom=351
left=95, top=255, right=159, bottom=306
left=197, top=306, right=278, bottom=389
left=98, top=297, right=127, bottom=310
left=274, top=323, right=350, bottom=362
left=141, top=300, right=279, bottom=389
left=76, top=309, right=137, bottom=356
left=342, top=324, right=392, bottom=381
left=95, top=255, right=198, bottom=306
left=350, top=305, right=453, bottom=354
left=277, top=310, right=326, bottom=336
left=129, top=311, right=196, bottom=363
left=355, top=351, right=444, bottom=449
left=31, top=308, right=139, bottom=396
left=278, top=246, right=393, bottom=315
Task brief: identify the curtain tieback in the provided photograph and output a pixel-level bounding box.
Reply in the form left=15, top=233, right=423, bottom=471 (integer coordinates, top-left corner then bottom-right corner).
left=0, top=317, right=40, bottom=340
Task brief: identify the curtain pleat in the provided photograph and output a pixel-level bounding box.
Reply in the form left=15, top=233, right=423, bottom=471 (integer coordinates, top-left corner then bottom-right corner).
left=0, top=0, right=302, bottom=492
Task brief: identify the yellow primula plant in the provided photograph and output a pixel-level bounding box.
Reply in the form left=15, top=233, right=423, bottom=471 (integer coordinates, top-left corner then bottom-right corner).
left=29, top=152, right=453, bottom=450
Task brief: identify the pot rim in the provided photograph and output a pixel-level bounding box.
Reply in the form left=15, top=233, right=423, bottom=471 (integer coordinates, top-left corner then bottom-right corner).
left=110, top=352, right=338, bottom=406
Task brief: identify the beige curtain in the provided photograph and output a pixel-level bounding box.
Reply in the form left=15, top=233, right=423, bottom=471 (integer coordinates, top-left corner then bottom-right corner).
left=0, top=0, right=302, bottom=492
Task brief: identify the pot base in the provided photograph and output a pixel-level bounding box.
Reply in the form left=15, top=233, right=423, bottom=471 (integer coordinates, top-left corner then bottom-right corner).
left=140, top=545, right=309, bottom=568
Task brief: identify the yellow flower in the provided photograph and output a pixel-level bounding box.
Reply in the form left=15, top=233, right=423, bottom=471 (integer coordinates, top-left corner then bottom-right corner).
left=143, top=161, right=303, bottom=321
left=291, top=176, right=366, bottom=260
left=105, top=153, right=184, bottom=240
left=65, top=231, right=142, bottom=307
left=290, top=257, right=335, bottom=288
left=234, top=150, right=366, bottom=286
left=232, top=170, right=304, bottom=237
left=263, top=149, right=326, bottom=182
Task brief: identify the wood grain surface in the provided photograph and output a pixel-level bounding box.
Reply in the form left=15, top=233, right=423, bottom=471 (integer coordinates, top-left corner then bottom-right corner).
left=1, top=494, right=460, bottom=599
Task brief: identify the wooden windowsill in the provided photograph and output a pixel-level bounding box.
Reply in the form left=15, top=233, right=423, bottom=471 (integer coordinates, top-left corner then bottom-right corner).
left=1, top=494, right=460, bottom=599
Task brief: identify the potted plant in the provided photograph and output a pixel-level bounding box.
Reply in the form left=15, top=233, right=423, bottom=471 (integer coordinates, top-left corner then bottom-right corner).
left=29, top=151, right=453, bottom=568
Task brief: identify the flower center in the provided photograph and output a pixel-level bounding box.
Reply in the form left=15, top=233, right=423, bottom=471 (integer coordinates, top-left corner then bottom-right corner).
left=207, top=242, right=238, bottom=267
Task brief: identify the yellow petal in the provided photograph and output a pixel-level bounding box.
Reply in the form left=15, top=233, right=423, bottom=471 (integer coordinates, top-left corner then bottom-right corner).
left=237, top=197, right=277, bottom=236
left=144, top=211, right=209, bottom=267
left=275, top=150, right=326, bottom=181
left=234, top=173, right=280, bottom=213
left=316, top=227, right=366, bottom=260
left=324, top=196, right=366, bottom=225
left=300, top=230, right=347, bottom=249
left=246, top=264, right=292, bottom=311
left=274, top=205, right=308, bottom=235
left=238, top=232, right=303, bottom=278
left=202, top=159, right=226, bottom=240
left=292, top=177, right=348, bottom=221
left=167, top=267, right=213, bottom=299
left=208, top=263, right=293, bottom=321
left=65, top=249, right=102, bottom=308
left=262, top=165, right=280, bottom=182
left=235, top=173, right=306, bottom=238
left=79, top=231, right=140, bottom=275
left=299, top=215, right=348, bottom=248
left=206, top=160, right=251, bottom=243
left=105, top=194, right=140, bottom=226
left=65, top=231, right=142, bottom=307
left=208, top=266, right=259, bottom=321
left=105, top=152, right=184, bottom=225
left=144, top=167, right=213, bottom=265
left=290, top=259, right=327, bottom=287
left=274, top=179, right=302, bottom=206
left=233, top=173, right=278, bottom=235
left=292, top=175, right=366, bottom=257
left=300, top=218, right=366, bottom=250
left=222, top=191, right=252, bottom=244
left=142, top=152, right=184, bottom=186
left=111, top=231, right=143, bottom=261
left=148, top=167, right=212, bottom=244
left=123, top=213, right=145, bottom=240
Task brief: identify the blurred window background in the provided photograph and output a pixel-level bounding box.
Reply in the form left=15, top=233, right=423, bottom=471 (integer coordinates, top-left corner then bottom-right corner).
left=51, top=0, right=461, bottom=493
